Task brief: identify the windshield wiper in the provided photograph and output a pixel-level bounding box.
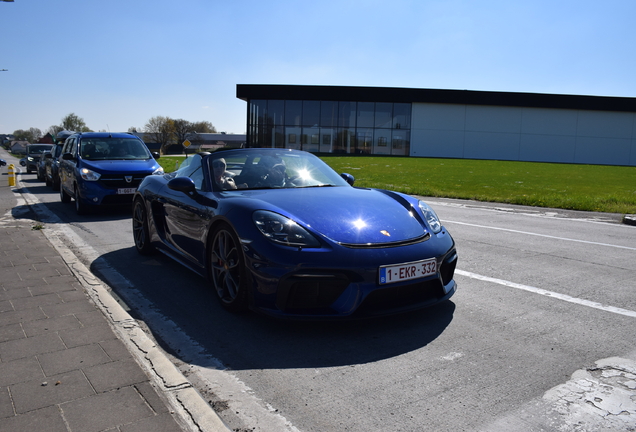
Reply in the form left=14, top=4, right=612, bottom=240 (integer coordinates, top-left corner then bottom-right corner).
left=296, top=184, right=338, bottom=188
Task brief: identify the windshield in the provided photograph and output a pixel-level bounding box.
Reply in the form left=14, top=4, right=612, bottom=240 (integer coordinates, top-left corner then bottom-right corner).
left=80, top=138, right=152, bottom=160
left=27, top=145, right=53, bottom=155
left=207, top=149, right=351, bottom=191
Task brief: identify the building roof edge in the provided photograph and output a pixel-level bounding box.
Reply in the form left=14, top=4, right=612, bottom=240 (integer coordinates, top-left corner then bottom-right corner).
left=236, top=84, right=636, bottom=113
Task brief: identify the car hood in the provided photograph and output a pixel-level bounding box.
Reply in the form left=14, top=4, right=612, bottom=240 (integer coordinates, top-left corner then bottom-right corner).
left=240, top=187, right=428, bottom=245
left=81, top=159, right=160, bottom=174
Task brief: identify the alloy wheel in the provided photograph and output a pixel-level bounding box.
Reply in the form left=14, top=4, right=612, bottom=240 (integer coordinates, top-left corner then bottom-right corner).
left=209, top=226, right=247, bottom=311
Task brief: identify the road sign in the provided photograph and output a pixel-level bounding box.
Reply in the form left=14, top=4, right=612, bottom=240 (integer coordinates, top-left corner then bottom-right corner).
left=182, top=139, right=192, bottom=148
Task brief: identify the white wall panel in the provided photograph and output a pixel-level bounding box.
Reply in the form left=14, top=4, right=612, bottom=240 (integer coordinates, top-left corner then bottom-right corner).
left=412, top=103, right=465, bottom=130
left=521, top=108, right=578, bottom=136
left=463, top=132, right=520, bottom=160
left=576, top=111, right=634, bottom=139
left=410, top=129, right=464, bottom=158
left=519, top=135, right=576, bottom=163
left=409, top=102, right=636, bottom=166
left=465, top=106, right=522, bottom=134
left=574, top=137, right=633, bottom=165
left=631, top=117, right=636, bottom=165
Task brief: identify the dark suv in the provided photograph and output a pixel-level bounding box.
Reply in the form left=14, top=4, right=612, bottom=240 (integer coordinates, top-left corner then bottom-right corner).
left=43, top=143, right=64, bottom=189
left=58, top=132, right=162, bottom=214
left=24, top=144, right=53, bottom=174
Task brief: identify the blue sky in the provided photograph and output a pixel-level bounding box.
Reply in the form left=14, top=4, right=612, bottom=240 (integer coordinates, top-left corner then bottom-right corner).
left=1, top=0, right=634, bottom=135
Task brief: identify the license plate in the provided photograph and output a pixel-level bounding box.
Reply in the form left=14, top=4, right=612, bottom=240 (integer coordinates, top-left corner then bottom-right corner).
left=117, top=188, right=136, bottom=195
left=379, top=258, right=437, bottom=285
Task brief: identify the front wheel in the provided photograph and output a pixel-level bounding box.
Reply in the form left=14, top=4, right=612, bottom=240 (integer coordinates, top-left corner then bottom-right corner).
left=74, top=186, right=90, bottom=215
left=209, top=224, right=248, bottom=312
left=132, top=199, right=154, bottom=255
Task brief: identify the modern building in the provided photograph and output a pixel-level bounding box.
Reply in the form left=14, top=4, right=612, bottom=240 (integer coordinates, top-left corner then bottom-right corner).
left=236, top=85, right=636, bottom=167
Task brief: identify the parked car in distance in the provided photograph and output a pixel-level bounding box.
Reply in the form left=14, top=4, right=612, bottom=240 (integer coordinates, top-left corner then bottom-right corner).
left=24, top=144, right=53, bottom=174
left=58, top=132, right=162, bottom=214
left=44, top=143, right=64, bottom=189
left=0, top=159, right=6, bottom=167
left=132, top=148, right=458, bottom=319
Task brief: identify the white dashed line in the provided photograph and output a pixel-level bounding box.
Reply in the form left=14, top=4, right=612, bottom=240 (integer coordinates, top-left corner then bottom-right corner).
left=456, top=269, right=636, bottom=318
left=446, top=220, right=636, bottom=251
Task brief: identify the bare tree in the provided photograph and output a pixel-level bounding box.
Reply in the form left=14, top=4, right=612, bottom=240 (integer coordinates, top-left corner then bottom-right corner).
left=47, top=125, right=64, bottom=136
left=173, top=119, right=195, bottom=148
left=144, top=116, right=175, bottom=154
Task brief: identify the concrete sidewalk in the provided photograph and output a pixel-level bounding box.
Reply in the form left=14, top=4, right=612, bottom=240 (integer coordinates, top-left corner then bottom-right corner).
left=0, top=160, right=229, bottom=431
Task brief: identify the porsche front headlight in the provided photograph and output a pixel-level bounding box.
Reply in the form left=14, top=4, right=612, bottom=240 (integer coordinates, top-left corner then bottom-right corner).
left=152, top=166, right=164, bottom=175
left=418, top=201, right=442, bottom=234
left=253, top=210, right=320, bottom=247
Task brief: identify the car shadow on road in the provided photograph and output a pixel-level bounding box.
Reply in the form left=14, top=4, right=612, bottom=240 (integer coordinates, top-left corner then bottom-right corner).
left=11, top=180, right=134, bottom=223
left=97, top=246, right=456, bottom=371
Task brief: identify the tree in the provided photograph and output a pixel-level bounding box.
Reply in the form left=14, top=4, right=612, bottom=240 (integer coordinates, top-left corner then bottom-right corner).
left=144, top=116, right=175, bottom=154
left=172, top=119, right=194, bottom=148
left=12, top=129, right=28, bottom=141
left=12, top=127, right=42, bottom=143
left=61, top=113, right=92, bottom=132
left=47, top=125, right=63, bottom=136
left=187, top=121, right=217, bottom=149
left=191, top=121, right=216, bottom=133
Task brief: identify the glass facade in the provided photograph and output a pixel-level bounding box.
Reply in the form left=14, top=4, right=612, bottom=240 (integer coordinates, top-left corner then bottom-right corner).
left=248, top=100, right=411, bottom=155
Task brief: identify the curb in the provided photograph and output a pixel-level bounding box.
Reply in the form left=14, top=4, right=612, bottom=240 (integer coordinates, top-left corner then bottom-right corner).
left=10, top=176, right=230, bottom=432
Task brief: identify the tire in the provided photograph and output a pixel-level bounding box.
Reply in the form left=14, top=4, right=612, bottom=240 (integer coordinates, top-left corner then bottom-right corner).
left=45, top=176, right=52, bottom=187
left=74, top=186, right=89, bottom=215
left=60, top=183, right=72, bottom=203
left=132, top=199, right=154, bottom=255
left=209, top=224, right=248, bottom=312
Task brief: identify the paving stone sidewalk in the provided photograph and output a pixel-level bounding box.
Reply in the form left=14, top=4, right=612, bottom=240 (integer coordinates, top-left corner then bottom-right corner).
left=0, top=176, right=188, bottom=431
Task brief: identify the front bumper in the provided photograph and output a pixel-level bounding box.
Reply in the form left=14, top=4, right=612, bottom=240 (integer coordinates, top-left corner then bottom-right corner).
left=242, top=231, right=458, bottom=320
left=77, top=174, right=150, bottom=207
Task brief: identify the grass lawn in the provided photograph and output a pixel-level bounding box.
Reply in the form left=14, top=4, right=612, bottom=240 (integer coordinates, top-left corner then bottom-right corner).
left=322, top=156, right=636, bottom=214
left=157, top=155, right=184, bottom=174
left=158, top=154, right=636, bottom=214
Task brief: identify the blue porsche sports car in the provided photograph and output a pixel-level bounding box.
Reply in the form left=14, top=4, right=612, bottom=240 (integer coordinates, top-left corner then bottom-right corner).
left=132, top=148, right=457, bottom=319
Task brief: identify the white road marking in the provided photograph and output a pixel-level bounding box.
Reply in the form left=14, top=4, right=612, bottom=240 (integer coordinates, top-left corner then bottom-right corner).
left=446, top=220, right=636, bottom=251
left=456, top=269, right=636, bottom=318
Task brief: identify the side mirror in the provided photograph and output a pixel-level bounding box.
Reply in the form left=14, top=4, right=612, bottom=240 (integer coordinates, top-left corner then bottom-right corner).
left=340, top=173, right=355, bottom=186
left=62, top=152, right=75, bottom=160
left=168, top=177, right=197, bottom=194
left=151, top=152, right=160, bottom=160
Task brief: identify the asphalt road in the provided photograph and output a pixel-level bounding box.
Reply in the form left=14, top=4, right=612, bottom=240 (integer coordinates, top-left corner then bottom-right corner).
left=8, top=153, right=636, bottom=432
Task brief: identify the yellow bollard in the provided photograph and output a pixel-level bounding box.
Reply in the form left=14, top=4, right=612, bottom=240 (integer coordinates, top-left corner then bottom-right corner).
left=8, top=164, right=15, bottom=186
